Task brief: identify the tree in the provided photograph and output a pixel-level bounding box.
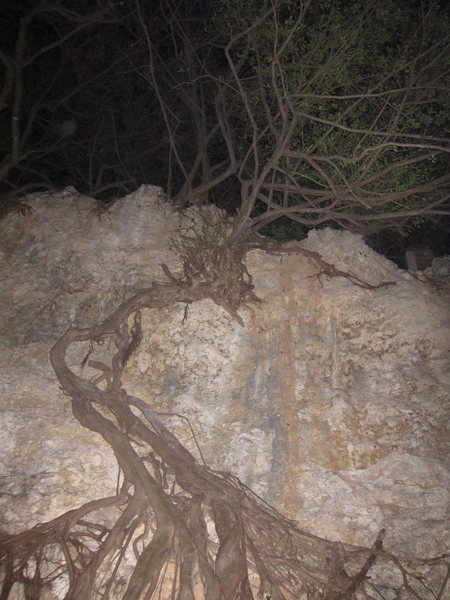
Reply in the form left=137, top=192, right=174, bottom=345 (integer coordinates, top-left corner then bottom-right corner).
left=2, top=0, right=448, bottom=241
left=1, top=2, right=449, bottom=597
left=140, top=0, right=449, bottom=242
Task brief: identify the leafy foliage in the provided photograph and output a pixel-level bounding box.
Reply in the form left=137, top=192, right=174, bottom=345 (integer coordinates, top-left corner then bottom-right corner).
left=1, top=0, right=449, bottom=243
left=213, top=0, right=449, bottom=235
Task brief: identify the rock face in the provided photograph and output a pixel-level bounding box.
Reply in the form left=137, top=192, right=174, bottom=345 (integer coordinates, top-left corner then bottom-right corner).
left=1, top=187, right=449, bottom=572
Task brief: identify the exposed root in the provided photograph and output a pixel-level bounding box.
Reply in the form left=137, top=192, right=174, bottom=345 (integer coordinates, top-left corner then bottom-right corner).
left=1, top=245, right=447, bottom=599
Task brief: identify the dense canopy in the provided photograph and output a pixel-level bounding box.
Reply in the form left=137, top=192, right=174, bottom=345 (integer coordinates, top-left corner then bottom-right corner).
left=0, top=0, right=449, bottom=255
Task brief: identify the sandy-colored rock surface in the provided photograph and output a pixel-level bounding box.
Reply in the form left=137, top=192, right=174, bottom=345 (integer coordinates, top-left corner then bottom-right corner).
left=1, top=185, right=448, bottom=574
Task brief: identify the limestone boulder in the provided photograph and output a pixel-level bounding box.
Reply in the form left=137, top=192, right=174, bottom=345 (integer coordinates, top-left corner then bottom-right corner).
left=0, top=185, right=448, bottom=577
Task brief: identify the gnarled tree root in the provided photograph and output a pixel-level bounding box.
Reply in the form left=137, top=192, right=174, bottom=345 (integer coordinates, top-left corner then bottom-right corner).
left=1, top=255, right=448, bottom=599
